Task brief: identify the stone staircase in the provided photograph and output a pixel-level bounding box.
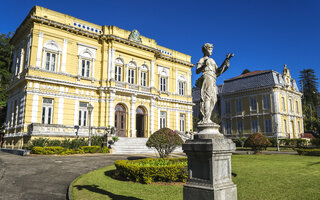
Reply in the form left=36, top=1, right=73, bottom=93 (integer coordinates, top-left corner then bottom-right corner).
left=111, top=137, right=183, bottom=154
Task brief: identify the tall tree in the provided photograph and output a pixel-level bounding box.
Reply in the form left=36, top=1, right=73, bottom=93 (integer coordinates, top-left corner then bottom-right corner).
left=299, top=69, right=319, bottom=134
left=299, top=69, right=319, bottom=106
left=0, top=33, right=13, bottom=134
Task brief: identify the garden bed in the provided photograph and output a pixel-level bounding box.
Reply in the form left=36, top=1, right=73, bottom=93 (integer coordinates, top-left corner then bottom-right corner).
left=31, top=146, right=109, bottom=155
left=296, top=148, right=320, bottom=156
left=114, top=158, right=187, bottom=184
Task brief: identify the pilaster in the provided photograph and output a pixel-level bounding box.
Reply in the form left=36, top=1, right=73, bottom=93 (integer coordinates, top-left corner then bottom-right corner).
left=36, top=32, right=43, bottom=67
left=61, top=39, right=68, bottom=72
left=130, top=95, right=137, bottom=137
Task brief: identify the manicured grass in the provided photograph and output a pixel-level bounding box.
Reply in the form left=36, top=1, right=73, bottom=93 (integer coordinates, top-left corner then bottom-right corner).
left=71, top=154, right=320, bottom=200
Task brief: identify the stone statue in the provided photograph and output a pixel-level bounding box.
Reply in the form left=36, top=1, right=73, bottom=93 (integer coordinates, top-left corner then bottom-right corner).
left=196, top=43, right=233, bottom=125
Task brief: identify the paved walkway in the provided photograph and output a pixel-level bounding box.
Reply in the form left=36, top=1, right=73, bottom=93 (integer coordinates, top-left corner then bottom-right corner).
left=0, top=151, right=168, bottom=200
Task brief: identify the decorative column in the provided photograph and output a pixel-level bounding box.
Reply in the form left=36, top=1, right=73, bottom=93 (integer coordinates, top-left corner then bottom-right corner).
left=36, top=32, right=43, bottom=67
left=130, top=95, right=137, bottom=137
left=57, top=87, right=64, bottom=125
left=150, top=97, right=155, bottom=134
left=150, top=60, right=155, bottom=87
left=110, top=49, right=115, bottom=80
left=61, top=39, right=68, bottom=72
left=108, top=91, right=116, bottom=127
left=31, top=94, right=39, bottom=123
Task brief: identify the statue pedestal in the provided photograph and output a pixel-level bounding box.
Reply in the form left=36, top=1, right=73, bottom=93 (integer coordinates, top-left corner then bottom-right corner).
left=182, top=125, right=237, bottom=200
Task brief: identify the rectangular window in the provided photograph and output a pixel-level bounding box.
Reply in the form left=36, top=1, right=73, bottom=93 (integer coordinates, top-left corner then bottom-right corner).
left=115, top=66, right=122, bottom=81
left=296, top=101, right=299, bottom=114
left=226, top=121, right=232, bottom=135
left=128, top=69, right=135, bottom=84
left=225, top=101, right=231, bottom=114
left=237, top=119, right=243, bottom=134
left=12, top=100, right=17, bottom=127
left=41, top=98, right=53, bottom=124
left=282, top=97, right=286, bottom=112
left=289, top=99, right=293, bottom=112
left=263, top=95, right=270, bottom=109
left=283, top=119, right=287, bottom=133
left=160, top=111, right=166, bottom=128
left=180, top=113, right=185, bottom=132
left=45, top=52, right=56, bottom=71
left=141, top=71, right=147, bottom=86
left=297, top=121, right=301, bottom=133
left=265, top=119, right=272, bottom=133
left=250, top=97, right=257, bottom=111
left=81, top=59, right=90, bottom=77
left=178, top=82, right=185, bottom=95
left=251, top=119, right=258, bottom=133
left=79, top=102, right=88, bottom=126
left=236, top=99, right=242, bottom=113
left=160, top=77, right=167, bottom=92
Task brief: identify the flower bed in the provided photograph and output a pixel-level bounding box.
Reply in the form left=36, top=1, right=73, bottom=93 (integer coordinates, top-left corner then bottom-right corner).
left=114, top=158, right=187, bottom=184
left=296, top=148, right=320, bottom=156
left=31, top=146, right=109, bottom=155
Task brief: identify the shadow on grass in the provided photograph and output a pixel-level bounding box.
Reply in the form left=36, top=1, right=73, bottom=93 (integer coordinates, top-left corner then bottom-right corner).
left=308, top=161, right=320, bottom=166
left=104, top=169, right=130, bottom=182
left=74, top=184, right=142, bottom=200
left=126, top=156, right=147, bottom=160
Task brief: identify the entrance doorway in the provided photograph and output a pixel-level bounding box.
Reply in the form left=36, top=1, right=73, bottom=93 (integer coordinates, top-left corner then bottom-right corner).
left=136, top=106, right=146, bottom=137
left=115, top=104, right=126, bottom=137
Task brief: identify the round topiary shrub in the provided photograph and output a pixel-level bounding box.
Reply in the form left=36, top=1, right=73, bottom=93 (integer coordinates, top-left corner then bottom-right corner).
left=245, top=132, right=271, bottom=153
left=146, top=128, right=184, bottom=158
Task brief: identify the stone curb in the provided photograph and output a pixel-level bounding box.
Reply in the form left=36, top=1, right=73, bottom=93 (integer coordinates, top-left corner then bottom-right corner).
left=0, top=148, right=30, bottom=156
left=67, top=176, right=77, bottom=200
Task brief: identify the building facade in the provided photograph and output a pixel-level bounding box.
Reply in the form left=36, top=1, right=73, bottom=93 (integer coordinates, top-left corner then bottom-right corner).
left=220, top=66, right=303, bottom=138
left=4, top=6, right=193, bottom=148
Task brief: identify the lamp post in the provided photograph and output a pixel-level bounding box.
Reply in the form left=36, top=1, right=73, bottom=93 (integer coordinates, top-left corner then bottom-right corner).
left=87, top=103, right=94, bottom=146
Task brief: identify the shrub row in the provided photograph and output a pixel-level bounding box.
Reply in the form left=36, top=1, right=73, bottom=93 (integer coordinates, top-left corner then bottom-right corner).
left=31, top=146, right=109, bottom=155
left=311, top=138, right=320, bottom=147
left=296, top=149, right=320, bottom=156
left=114, top=158, right=187, bottom=184
left=27, top=136, right=104, bottom=149
left=232, top=137, right=309, bottom=148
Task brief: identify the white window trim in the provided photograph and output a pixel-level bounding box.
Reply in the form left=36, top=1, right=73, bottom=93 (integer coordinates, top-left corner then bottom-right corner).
left=115, top=65, right=123, bottom=82
left=180, top=113, right=185, bottom=132
left=41, top=98, right=54, bottom=124
left=160, top=111, right=167, bottom=129
left=250, top=96, right=257, bottom=111
left=128, top=68, right=135, bottom=84
left=42, top=40, right=61, bottom=72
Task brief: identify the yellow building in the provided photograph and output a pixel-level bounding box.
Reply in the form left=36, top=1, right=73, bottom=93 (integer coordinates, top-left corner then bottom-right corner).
left=220, top=66, right=303, bottom=139
left=4, top=6, right=193, bottom=148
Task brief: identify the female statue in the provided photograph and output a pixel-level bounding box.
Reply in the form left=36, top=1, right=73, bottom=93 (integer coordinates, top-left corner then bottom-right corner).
left=196, top=43, right=233, bottom=124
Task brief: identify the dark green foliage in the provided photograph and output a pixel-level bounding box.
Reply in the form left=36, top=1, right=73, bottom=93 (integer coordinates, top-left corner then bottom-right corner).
left=241, top=69, right=250, bottom=75
left=296, top=148, right=320, bottom=156
left=280, top=138, right=308, bottom=148
left=70, top=138, right=88, bottom=149
left=28, top=138, right=49, bottom=149
left=46, top=139, right=62, bottom=147
left=114, top=158, right=187, bottom=184
left=90, top=135, right=104, bottom=146
left=310, top=138, right=320, bottom=147
left=61, top=139, right=71, bottom=148
left=245, top=133, right=271, bottom=153
left=268, top=138, right=278, bottom=147
left=299, top=69, right=319, bottom=133
left=112, top=136, right=119, bottom=142
left=146, top=128, right=184, bottom=158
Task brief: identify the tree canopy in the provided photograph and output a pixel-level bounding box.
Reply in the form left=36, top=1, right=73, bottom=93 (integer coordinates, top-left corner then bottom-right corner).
left=241, top=69, right=250, bottom=75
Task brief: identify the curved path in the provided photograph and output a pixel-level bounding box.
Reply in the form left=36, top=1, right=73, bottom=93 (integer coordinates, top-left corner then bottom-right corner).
left=0, top=151, right=157, bottom=200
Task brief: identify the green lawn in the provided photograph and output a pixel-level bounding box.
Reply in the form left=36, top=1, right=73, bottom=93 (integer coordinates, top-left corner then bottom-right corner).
left=71, top=154, right=320, bottom=200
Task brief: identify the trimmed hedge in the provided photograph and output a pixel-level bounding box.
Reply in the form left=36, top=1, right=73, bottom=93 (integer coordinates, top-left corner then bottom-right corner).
left=296, top=149, right=320, bottom=156
left=31, top=146, right=109, bottom=155
left=311, top=138, right=320, bottom=147
left=114, top=158, right=187, bottom=184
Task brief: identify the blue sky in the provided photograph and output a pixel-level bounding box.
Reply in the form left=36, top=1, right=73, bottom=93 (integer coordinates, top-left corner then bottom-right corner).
left=1, top=0, right=320, bottom=90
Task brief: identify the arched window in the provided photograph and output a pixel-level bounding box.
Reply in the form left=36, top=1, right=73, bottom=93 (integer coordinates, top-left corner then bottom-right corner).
left=159, top=70, right=168, bottom=92
left=79, top=49, right=93, bottom=77
left=128, top=61, right=137, bottom=84
left=42, top=40, right=61, bottom=72
left=140, top=64, right=149, bottom=87
left=178, top=74, right=186, bottom=95
left=115, top=57, right=124, bottom=82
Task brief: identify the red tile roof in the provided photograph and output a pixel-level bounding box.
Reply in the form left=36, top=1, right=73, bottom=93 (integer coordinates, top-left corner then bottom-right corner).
left=301, top=133, right=315, bottom=139
left=227, top=70, right=270, bottom=81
